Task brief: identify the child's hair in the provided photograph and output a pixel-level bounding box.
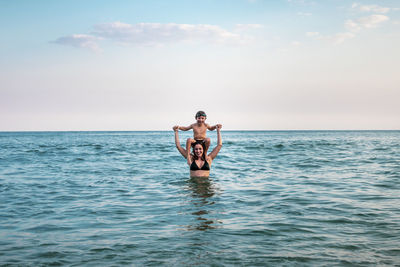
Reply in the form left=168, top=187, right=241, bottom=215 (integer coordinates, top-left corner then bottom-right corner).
left=195, top=111, right=207, bottom=118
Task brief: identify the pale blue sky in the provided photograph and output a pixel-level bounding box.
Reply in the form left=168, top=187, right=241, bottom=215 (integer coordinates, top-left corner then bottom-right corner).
left=1, top=0, right=399, bottom=130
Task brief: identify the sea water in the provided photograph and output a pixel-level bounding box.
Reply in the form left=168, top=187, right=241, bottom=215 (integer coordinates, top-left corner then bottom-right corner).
left=0, top=131, right=399, bottom=266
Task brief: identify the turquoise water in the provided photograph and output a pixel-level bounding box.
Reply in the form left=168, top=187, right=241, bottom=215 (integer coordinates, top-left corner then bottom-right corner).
left=1, top=131, right=399, bottom=266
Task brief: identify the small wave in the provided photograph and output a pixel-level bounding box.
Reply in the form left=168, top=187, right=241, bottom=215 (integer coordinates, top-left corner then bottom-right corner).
left=373, top=147, right=389, bottom=151
left=315, top=217, right=355, bottom=224
left=25, top=224, right=72, bottom=233
left=25, top=149, right=41, bottom=153
left=38, top=242, right=58, bottom=247
left=314, top=141, right=338, bottom=146
left=89, top=247, right=115, bottom=253
left=294, top=163, right=321, bottom=169
left=273, top=144, right=284, bottom=149
left=374, top=183, right=394, bottom=189
left=34, top=251, right=67, bottom=259
left=244, top=145, right=264, bottom=150
left=326, top=243, right=366, bottom=251
left=111, top=243, right=138, bottom=251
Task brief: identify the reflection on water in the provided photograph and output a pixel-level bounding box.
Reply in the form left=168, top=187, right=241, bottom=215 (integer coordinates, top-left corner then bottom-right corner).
left=184, top=177, right=222, bottom=231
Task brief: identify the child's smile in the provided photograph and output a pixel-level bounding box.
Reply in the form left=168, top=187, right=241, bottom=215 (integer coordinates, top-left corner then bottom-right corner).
left=196, top=116, right=206, bottom=124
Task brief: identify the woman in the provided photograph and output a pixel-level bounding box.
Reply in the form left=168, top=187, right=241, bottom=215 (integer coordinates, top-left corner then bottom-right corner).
left=173, top=125, right=222, bottom=177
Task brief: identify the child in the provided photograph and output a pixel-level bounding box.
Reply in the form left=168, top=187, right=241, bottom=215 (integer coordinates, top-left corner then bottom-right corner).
left=174, top=111, right=221, bottom=156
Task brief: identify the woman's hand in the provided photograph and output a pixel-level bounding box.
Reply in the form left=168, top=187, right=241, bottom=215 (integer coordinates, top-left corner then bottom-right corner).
left=173, top=125, right=179, bottom=131
left=209, top=124, right=222, bottom=159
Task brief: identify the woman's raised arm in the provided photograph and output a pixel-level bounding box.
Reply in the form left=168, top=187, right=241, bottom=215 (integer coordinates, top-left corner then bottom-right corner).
left=173, top=126, right=187, bottom=158
left=208, top=125, right=222, bottom=160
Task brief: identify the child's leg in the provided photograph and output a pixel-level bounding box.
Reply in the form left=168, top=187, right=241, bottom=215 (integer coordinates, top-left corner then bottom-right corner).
left=204, top=138, right=211, bottom=155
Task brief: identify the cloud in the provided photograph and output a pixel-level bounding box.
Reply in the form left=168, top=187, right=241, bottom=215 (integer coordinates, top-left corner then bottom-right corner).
left=291, top=41, right=302, bottom=46
left=344, top=19, right=361, bottom=32
left=53, top=22, right=254, bottom=50
left=346, top=14, right=389, bottom=32
left=52, top=34, right=102, bottom=52
left=306, top=32, right=320, bottom=37
left=297, top=12, right=312, bottom=16
left=92, top=22, right=244, bottom=45
left=351, top=3, right=391, bottom=13
left=329, top=32, right=355, bottom=45
left=234, top=23, right=264, bottom=31
left=357, top=14, right=389, bottom=28
left=287, top=0, right=315, bottom=6
left=307, top=31, right=354, bottom=45
left=308, top=13, right=389, bottom=45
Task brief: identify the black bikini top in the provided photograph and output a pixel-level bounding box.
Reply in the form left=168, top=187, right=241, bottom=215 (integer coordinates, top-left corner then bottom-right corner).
left=190, top=160, right=210, bottom=171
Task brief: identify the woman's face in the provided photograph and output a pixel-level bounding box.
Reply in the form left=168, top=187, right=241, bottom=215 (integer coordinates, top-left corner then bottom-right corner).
left=193, top=144, right=204, bottom=158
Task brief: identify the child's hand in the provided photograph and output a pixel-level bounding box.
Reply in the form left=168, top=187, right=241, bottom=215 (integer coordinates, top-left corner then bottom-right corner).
left=217, top=124, right=222, bottom=129
left=173, top=125, right=179, bottom=131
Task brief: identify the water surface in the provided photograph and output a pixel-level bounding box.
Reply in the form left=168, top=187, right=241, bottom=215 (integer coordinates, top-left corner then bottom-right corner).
left=1, top=131, right=399, bottom=266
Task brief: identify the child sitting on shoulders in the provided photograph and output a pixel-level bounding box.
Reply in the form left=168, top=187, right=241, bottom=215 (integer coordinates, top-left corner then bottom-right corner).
left=173, top=110, right=222, bottom=155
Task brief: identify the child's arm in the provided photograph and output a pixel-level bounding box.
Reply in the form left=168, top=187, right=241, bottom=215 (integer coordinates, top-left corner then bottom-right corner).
left=207, top=123, right=222, bottom=131
left=178, top=124, right=193, bottom=131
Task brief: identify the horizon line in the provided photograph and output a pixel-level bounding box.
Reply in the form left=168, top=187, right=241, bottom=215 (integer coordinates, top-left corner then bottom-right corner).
left=1, top=129, right=399, bottom=132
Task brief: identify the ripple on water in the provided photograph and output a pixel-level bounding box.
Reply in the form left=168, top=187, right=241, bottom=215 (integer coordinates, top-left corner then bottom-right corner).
left=25, top=224, right=73, bottom=233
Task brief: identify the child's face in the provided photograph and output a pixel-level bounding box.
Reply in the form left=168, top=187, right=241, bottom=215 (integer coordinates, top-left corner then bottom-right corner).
left=196, top=116, right=206, bottom=124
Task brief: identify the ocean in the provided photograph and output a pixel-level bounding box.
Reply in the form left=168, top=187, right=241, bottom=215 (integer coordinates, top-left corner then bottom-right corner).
left=0, top=130, right=399, bottom=266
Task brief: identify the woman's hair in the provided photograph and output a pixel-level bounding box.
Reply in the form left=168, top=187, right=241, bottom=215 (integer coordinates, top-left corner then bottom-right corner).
left=191, top=141, right=206, bottom=161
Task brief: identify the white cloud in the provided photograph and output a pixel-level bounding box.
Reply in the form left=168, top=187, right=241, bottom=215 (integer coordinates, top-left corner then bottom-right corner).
left=352, top=3, right=390, bottom=13
left=308, top=14, right=389, bottom=45
left=52, top=34, right=102, bottom=52
left=297, top=12, right=312, bottom=16
left=306, top=32, right=320, bottom=37
left=344, top=15, right=389, bottom=32
left=234, top=23, right=264, bottom=40
left=91, top=22, right=242, bottom=45
left=287, top=0, right=315, bottom=6
left=306, top=31, right=354, bottom=45
left=346, top=15, right=390, bottom=32
left=54, top=22, right=255, bottom=50
left=330, top=32, right=355, bottom=45
left=345, top=19, right=361, bottom=32
left=234, top=24, right=263, bottom=31
left=357, top=14, right=389, bottom=28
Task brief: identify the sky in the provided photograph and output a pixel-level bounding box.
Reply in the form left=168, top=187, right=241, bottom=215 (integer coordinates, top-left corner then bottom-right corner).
left=1, top=0, right=399, bottom=130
